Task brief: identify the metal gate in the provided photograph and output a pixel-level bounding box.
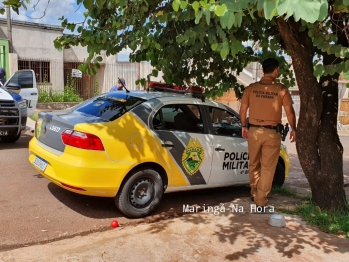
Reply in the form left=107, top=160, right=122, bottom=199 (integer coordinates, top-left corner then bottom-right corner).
left=64, top=62, right=96, bottom=100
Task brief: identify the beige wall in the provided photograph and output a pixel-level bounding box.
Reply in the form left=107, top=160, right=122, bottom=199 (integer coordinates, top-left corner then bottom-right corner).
left=0, top=20, right=63, bottom=59
left=64, top=46, right=111, bottom=63
left=0, top=19, right=65, bottom=89
left=8, top=53, right=17, bottom=76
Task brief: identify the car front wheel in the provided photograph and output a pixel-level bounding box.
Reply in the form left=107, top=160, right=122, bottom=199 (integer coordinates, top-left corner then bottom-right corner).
left=115, top=168, right=164, bottom=218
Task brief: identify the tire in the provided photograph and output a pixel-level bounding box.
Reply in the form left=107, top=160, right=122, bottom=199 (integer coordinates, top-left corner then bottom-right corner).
left=0, top=132, right=21, bottom=143
left=272, top=162, right=285, bottom=188
left=115, top=169, right=164, bottom=218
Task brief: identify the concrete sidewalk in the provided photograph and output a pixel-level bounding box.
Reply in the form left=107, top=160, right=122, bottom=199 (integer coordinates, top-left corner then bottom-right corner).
left=0, top=200, right=348, bottom=262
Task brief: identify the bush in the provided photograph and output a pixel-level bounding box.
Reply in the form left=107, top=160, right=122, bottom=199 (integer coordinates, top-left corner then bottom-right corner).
left=38, top=78, right=84, bottom=103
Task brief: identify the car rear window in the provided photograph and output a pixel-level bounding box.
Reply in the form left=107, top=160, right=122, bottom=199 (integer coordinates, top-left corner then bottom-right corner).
left=75, top=93, right=146, bottom=121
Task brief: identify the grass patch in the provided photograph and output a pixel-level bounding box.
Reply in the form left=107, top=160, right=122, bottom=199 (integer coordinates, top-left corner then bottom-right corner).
left=293, top=202, right=349, bottom=238
left=271, top=187, right=349, bottom=238
left=29, top=112, right=38, bottom=121
left=271, top=187, right=310, bottom=200
left=38, top=87, right=83, bottom=103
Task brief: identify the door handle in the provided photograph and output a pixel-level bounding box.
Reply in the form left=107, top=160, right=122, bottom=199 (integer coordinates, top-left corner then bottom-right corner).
left=162, top=142, right=174, bottom=148
left=215, top=147, right=225, bottom=152
left=30, top=93, right=38, bottom=95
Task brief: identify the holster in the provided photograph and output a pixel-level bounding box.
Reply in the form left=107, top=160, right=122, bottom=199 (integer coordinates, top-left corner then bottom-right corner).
left=277, top=123, right=289, bottom=141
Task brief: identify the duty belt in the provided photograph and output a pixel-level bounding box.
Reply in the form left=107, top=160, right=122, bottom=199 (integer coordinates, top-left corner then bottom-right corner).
left=249, top=124, right=277, bottom=130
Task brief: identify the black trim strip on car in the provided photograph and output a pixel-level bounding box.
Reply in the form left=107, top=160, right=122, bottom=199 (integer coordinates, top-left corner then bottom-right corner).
left=155, top=130, right=207, bottom=185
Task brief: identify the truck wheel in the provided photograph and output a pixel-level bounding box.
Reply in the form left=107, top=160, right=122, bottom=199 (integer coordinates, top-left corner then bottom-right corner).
left=272, top=162, right=285, bottom=188
left=115, top=169, right=164, bottom=218
left=1, top=132, right=21, bottom=143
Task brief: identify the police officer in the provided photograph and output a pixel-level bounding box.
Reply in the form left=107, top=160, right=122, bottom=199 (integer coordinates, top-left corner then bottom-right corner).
left=239, top=58, right=296, bottom=207
left=0, top=67, right=6, bottom=86
left=110, top=78, right=126, bottom=91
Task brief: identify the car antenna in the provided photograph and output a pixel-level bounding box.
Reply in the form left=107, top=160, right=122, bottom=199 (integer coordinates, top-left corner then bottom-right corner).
left=118, top=77, right=130, bottom=93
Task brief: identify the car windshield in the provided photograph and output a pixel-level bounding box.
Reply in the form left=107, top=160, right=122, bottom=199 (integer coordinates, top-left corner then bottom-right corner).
left=74, top=93, right=146, bottom=121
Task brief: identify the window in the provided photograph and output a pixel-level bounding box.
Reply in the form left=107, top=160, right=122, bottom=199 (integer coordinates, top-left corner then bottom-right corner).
left=7, top=70, right=33, bottom=89
left=153, top=104, right=203, bottom=133
left=74, top=93, right=146, bottom=121
left=209, top=107, right=242, bottom=137
left=18, top=60, right=50, bottom=83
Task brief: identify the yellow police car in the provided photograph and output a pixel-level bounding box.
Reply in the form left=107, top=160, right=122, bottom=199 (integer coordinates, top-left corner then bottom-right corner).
left=28, top=83, right=290, bottom=218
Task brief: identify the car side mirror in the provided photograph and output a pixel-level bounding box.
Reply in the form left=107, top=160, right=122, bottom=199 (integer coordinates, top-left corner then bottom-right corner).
left=6, top=82, right=21, bottom=94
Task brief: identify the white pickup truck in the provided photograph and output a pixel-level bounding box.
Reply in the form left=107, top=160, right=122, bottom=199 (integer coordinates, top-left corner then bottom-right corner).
left=0, top=70, right=38, bottom=143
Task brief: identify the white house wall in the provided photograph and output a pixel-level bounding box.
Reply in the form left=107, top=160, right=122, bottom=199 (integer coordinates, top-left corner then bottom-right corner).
left=0, top=19, right=65, bottom=90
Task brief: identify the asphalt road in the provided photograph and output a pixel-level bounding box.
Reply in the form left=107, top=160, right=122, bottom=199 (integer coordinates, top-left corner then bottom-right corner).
left=0, top=132, right=348, bottom=252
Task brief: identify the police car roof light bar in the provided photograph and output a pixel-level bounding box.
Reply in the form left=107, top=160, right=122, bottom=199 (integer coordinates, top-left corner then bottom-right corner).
left=149, top=81, right=203, bottom=94
left=149, top=82, right=205, bottom=102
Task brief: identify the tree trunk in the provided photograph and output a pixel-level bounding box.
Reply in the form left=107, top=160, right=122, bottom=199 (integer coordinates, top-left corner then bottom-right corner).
left=276, top=17, right=347, bottom=212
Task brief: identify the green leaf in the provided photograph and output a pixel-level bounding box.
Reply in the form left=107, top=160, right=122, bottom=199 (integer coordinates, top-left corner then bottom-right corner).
left=318, top=3, right=328, bottom=21
left=83, top=0, right=94, bottom=10
left=195, top=10, right=203, bottom=24
left=220, top=11, right=235, bottom=29
left=155, top=43, right=161, bottom=49
left=152, top=69, right=159, bottom=77
left=172, top=0, right=180, bottom=11
left=192, top=1, right=200, bottom=12
left=335, top=62, right=345, bottom=73
left=313, top=36, right=324, bottom=47
left=257, top=0, right=265, bottom=11
left=94, top=62, right=100, bottom=69
left=344, top=0, right=349, bottom=5
left=180, top=0, right=188, bottom=9
left=220, top=48, right=229, bottom=59
left=345, top=60, right=349, bottom=71
left=325, top=65, right=336, bottom=76
left=334, top=45, right=342, bottom=56
left=263, top=0, right=277, bottom=19
left=234, top=12, right=243, bottom=27
left=204, top=10, right=211, bottom=25
left=67, top=23, right=76, bottom=32
left=95, top=56, right=103, bottom=62
left=214, top=4, right=227, bottom=17
left=96, top=0, right=104, bottom=8
left=230, top=40, right=244, bottom=57
left=314, top=64, right=324, bottom=77
left=277, top=0, right=290, bottom=16
left=199, top=0, right=209, bottom=9
left=211, top=43, right=218, bottom=51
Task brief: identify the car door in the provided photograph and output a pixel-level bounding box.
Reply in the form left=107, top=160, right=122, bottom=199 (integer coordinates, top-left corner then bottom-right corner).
left=4, top=70, right=37, bottom=116
left=205, top=106, right=250, bottom=185
left=151, top=102, right=213, bottom=186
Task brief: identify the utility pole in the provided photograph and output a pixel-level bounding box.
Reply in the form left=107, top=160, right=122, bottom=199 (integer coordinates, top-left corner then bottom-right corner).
left=6, top=5, right=13, bottom=53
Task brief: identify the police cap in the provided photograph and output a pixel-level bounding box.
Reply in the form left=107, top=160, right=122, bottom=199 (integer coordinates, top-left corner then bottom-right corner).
left=118, top=77, right=126, bottom=87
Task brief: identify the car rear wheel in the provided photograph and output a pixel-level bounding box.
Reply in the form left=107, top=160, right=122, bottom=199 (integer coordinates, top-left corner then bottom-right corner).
left=0, top=132, right=21, bottom=143
left=115, top=168, right=164, bottom=218
left=272, top=162, right=285, bottom=188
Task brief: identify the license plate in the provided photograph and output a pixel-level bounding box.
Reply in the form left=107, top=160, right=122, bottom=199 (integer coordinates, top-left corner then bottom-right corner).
left=33, top=156, right=48, bottom=171
left=0, top=130, right=8, bottom=136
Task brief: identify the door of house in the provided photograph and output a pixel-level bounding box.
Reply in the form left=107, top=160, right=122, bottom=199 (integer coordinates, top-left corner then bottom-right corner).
left=0, top=39, right=9, bottom=81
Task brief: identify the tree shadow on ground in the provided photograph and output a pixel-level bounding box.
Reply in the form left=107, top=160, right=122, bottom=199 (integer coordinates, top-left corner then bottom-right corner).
left=143, top=196, right=349, bottom=260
